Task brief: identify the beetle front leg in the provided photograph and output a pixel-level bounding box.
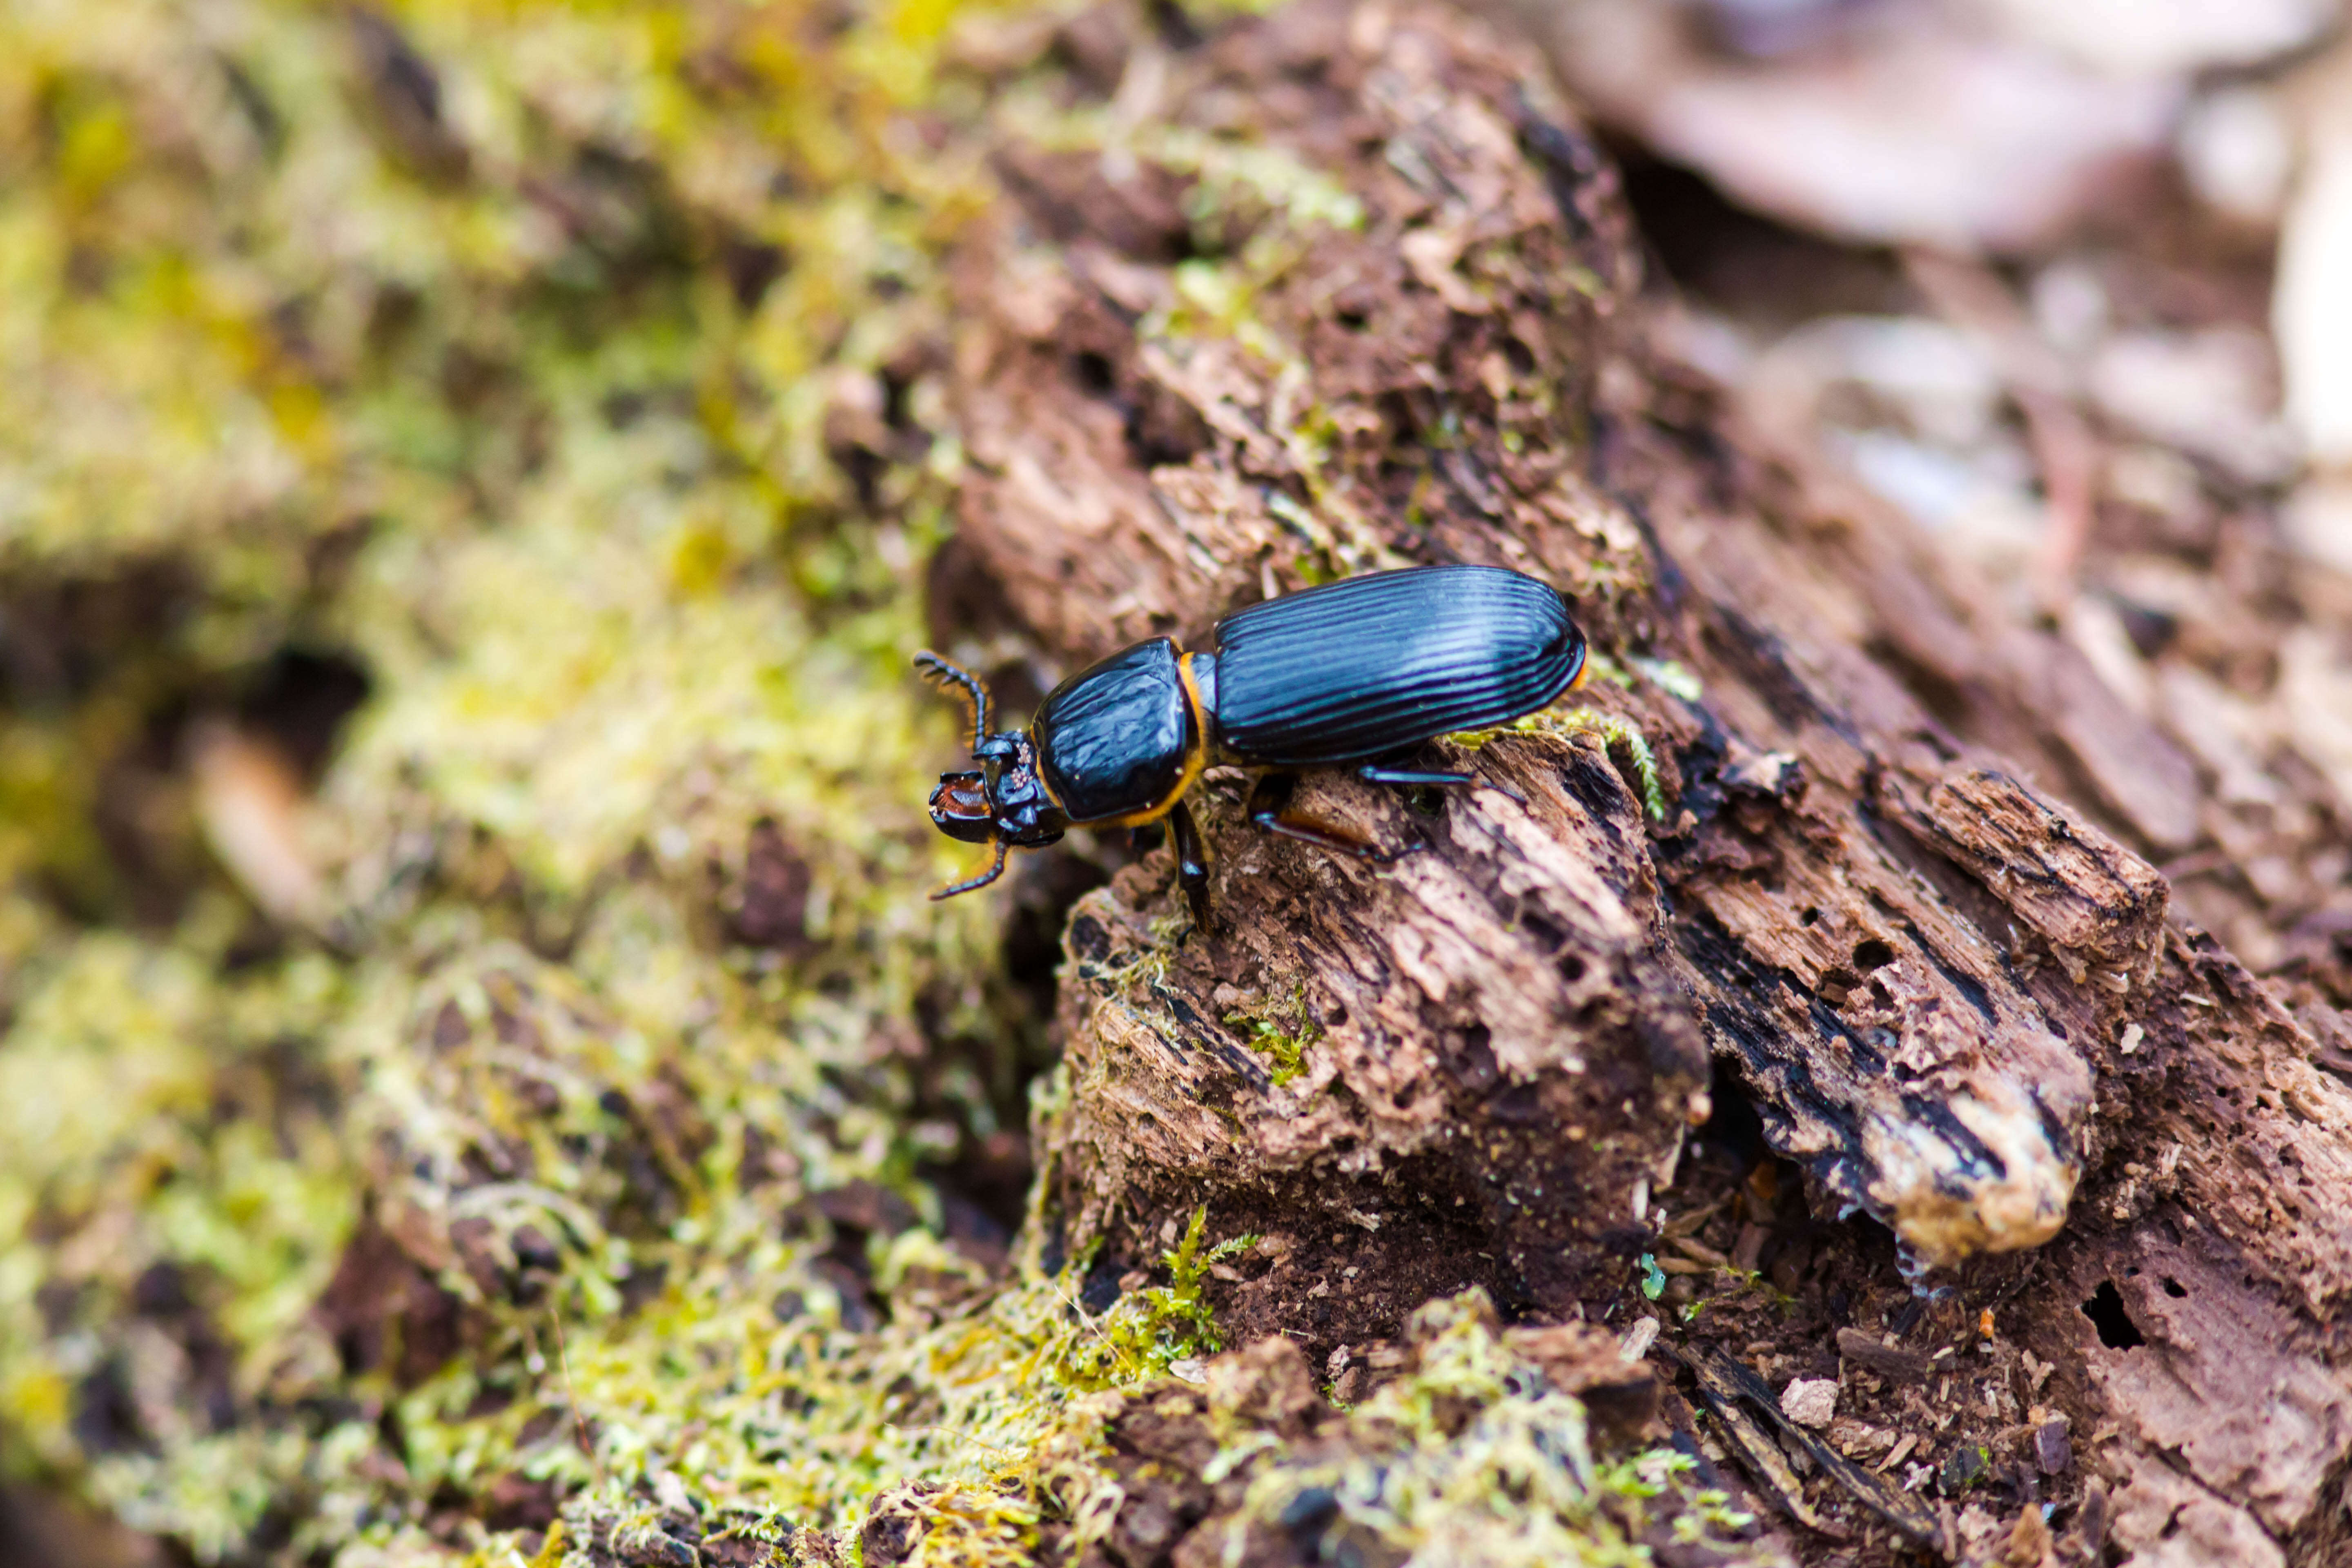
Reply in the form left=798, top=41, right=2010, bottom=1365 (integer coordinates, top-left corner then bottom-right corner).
left=1246, top=773, right=1408, bottom=863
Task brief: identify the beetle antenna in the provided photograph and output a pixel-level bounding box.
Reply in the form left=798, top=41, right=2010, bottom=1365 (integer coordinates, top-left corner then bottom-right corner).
left=932, top=836, right=1009, bottom=900
left=914, top=651, right=993, bottom=750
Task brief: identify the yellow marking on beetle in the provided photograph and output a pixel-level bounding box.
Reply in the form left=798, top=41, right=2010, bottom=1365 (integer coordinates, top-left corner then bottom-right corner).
left=1030, top=753, right=1065, bottom=815
left=1176, top=650, right=1212, bottom=727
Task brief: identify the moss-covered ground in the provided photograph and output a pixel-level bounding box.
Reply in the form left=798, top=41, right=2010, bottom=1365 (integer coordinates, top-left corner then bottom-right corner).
left=0, top=2, right=1780, bottom=1562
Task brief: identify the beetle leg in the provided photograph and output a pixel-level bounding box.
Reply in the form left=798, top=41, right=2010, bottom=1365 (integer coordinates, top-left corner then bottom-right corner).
left=1359, top=757, right=1530, bottom=808
left=1355, top=763, right=1475, bottom=787
left=931, top=837, right=1009, bottom=900
left=1167, top=798, right=1212, bottom=927
left=913, top=650, right=994, bottom=750
left=1246, top=773, right=1408, bottom=863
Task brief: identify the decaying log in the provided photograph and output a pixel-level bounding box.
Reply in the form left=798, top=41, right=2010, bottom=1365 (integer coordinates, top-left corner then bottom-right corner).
left=927, top=0, right=2352, bottom=1558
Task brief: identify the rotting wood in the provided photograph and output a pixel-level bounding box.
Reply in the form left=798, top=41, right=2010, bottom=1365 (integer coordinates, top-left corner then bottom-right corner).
left=1673, top=1341, right=1941, bottom=1550
left=924, top=0, right=2352, bottom=1559
left=1835, top=1326, right=1929, bottom=1383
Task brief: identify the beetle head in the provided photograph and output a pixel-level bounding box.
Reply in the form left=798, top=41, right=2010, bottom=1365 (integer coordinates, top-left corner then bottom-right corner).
left=928, top=771, right=998, bottom=843
left=929, top=730, right=1064, bottom=846
left=924, top=741, right=1065, bottom=899
left=917, top=651, right=1068, bottom=897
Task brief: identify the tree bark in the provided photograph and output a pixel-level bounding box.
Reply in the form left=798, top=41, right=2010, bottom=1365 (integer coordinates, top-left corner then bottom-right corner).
left=934, top=2, right=2352, bottom=1559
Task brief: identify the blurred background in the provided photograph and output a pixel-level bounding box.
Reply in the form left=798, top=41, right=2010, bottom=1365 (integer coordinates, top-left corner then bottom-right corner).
left=1520, top=0, right=2352, bottom=978
left=1, top=0, right=2349, bottom=1561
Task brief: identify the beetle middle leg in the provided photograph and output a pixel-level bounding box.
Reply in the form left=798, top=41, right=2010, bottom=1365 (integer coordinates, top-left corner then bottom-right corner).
left=1246, top=773, right=1407, bottom=863
left=1167, top=799, right=1212, bottom=927
left=1361, top=751, right=1528, bottom=808
left=1355, top=762, right=1475, bottom=787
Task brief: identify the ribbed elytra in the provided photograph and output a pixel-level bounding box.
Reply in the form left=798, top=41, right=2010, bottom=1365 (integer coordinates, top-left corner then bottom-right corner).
left=1210, top=567, right=1584, bottom=765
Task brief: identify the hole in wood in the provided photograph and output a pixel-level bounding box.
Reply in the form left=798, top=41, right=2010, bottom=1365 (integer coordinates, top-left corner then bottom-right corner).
left=1852, top=938, right=1895, bottom=971
left=2083, top=1281, right=2145, bottom=1349
left=1696, top=1060, right=1768, bottom=1170
left=1069, top=350, right=1116, bottom=395
left=2161, top=1277, right=2187, bottom=1298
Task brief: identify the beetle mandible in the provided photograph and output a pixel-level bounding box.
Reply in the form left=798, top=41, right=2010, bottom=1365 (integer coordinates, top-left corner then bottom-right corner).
left=917, top=564, right=1588, bottom=920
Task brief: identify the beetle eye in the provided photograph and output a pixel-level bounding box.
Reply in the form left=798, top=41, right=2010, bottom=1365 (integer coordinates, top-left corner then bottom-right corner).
left=929, top=771, right=999, bottom=844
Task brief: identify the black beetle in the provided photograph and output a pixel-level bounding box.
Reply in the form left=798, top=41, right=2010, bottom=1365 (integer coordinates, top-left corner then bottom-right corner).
left=917, top=563, right=1588, bottom=919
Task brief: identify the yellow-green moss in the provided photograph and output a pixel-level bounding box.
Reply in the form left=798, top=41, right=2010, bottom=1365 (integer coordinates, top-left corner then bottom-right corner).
left=1450, top=705, right=1668, bottom=820
left=1197, top=1292, right=1763, bottom=1568
left=0, top=0, right=1026, bottom=1557
left=1223, top=983, right=1320, bottom=1087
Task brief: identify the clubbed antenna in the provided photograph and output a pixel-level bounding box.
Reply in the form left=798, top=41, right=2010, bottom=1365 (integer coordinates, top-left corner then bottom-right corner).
left=932, top=836, right=1009, bottom=900
left=914, top=651, right=992, bottom=751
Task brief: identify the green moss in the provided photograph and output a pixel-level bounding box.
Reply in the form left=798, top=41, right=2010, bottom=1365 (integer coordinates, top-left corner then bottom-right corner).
left=1223, top=984, right=1320, bottom=1087
left=1589, top=717, right=1670, bottom=823
left=1200, top=1293, right=1767, bottom=1568
left=1107, top=1206, right=1257, bottom=1374
left=1630, top=656, right=1704, bottom=703
left=0, top=0, right=1025, bottom=1552
left=1448, top=705, right=1668, bottom=821
left=1580, top=652, right=1637, bottom=690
